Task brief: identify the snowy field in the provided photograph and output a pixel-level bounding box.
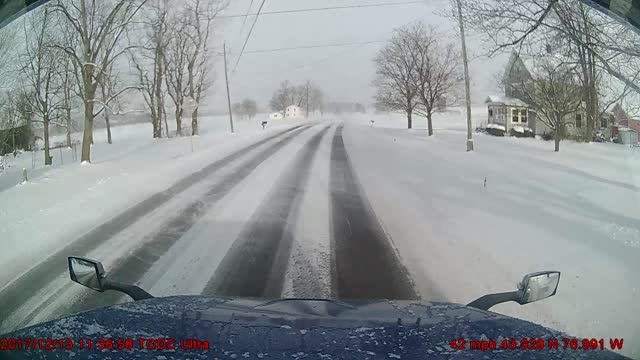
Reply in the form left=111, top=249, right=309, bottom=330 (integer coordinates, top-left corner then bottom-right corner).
left=0, top=109, right=638, bottom=358
left=349, top=109, right=640, bottom=358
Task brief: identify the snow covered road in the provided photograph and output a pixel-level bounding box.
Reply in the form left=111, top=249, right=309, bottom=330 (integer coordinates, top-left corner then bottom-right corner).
left=1, top=115, right=638, bottom=357
left=0, top=121, right=420, bottom=335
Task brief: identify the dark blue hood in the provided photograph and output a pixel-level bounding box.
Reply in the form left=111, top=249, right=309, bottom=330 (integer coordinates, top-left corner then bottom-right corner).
left=3, top=296, right=629, bottom=359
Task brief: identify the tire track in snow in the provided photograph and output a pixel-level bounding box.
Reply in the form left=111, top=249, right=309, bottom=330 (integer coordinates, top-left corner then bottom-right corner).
left=203, top=125, right=331, bottom=298
left=18, top=126, right=314, bottom=325
left=0, top=125, right=306, bottom=332
left=330, top=124, right=418, bottom=300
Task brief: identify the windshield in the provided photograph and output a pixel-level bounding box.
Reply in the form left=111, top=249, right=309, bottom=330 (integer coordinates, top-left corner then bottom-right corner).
left=0, top=0, right=637, bottom=358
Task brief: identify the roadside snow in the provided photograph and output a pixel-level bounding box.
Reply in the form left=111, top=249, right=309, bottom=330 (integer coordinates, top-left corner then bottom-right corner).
left=0, top=116, right=306, bottom=291
left=344, top=112, right=640, bottom=358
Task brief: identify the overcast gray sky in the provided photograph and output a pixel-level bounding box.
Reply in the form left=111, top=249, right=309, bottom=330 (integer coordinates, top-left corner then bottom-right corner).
left=203, top=0, right=510, bottom=112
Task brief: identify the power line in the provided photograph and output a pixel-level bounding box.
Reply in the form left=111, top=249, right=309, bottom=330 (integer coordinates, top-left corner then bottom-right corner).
left=244, top=40, right=388, bottom=54
left=217, top=1, right=424, bottom=19
left=239, top=0, right=255, bottom=35
left=228, top=1, right=424, bottom=72
left=247, top=41, right=378, bottom=84
left=230, top=14, right=425, bottom=88
left=233, top=0, right=267, bottom=72
left=233, top=0, right=256, bottom=49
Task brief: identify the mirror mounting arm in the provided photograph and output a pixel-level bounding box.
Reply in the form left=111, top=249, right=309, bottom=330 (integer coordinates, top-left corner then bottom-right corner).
left=102, top=279, right=154, bottom=301
left=467, top=291, right=520, bottom=311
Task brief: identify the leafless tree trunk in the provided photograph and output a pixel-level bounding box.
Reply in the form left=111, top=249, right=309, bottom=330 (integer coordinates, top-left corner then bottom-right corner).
left=61, top=57, right=75, bottom=148
left=51, top=0, right=147, bottom=163
left=161, top=90, right=169, bottom=137
left=98, top=62, right=118, bottom=144
left=164, top=19, right=189, bottom=136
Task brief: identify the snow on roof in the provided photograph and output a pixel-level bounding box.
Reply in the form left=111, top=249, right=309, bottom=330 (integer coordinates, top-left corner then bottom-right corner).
left=485, top=95, right=528, bottom=107
left=486, top=123, right=506, bottom=131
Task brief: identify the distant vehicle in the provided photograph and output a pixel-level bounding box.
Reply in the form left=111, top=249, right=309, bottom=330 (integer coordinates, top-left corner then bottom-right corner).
left=2, top=257, right=627, bottom=359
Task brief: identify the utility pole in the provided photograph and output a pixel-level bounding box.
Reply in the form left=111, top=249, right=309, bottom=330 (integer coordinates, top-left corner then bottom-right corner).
left=456, top=0, right=474, bottom=151
left=223, top=42, right=235, bottom=133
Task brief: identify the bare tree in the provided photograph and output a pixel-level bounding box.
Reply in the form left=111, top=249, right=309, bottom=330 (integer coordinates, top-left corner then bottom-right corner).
left=19, top=6, right=64, bottom=165
left=232, top=102, right=244, bottom=118
left=241, top=99, right=258, bottom=119
left=183, top=0, right=225, bottom=135
left=132, top=0, right=170, bottom=138
left=514, top=60, right=583, bottom=151
left=460, top=0, right=640, bottom=141
left=0, top=19, right=16, bottom=81
left=405, top=23, right=461, bottom=136
left=553, top=0, right=602, bottom=141
left=59, top=50, right=79, bottom=147
left=164, top=15, right=189, bottom=136
left=51, top=0, right=147, bottom=163
left=54, top=11, right=82, bottom=148
left=309, top=86, right=324, bottom=116
left=0, top=92, right=33, bottom=156
left=269, top=81, right=294, bottom=117
left=373, top=24, right=419, bottom=129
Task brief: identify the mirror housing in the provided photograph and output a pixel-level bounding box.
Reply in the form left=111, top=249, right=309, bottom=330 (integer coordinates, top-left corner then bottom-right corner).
left=68, top=256, right=106, bottom=292
left=67, top=256, right=154, bottom=301
left=467, top=270, right=561, bottom=311
left=517, top=271, right=560, bottom=304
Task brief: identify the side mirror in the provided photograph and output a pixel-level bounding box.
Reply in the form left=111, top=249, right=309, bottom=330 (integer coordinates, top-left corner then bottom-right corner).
left=67, top=256, right=154, bottom=301
left=517, top=271, right=560, bottom=304
left=68, top=256, right=106, bottom=292
left=467, top=270, right=561, bottom=311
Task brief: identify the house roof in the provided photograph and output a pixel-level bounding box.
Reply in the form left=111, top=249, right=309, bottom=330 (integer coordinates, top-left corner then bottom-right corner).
left=510, top=52, right=577, bottom=81
left=485, top=95, right=528, bottom=107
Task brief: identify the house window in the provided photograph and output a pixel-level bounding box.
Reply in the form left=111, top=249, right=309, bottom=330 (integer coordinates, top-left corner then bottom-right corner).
left=576, top=114, right=582, bottom=128
left=512, top=109, right=519, bottom=123
left=521, top=109, right=527, bottom=124
left=488, top=108, right=493, bottom=117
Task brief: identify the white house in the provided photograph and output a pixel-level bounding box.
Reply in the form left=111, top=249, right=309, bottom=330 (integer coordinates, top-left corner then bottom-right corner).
left=499, top=51, right=587, bottom=138
left=485, top=95, right=532, bottom=134
left=285, top=105, right=303, bottom=118
left=269, top=112, right=283, bottom=120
